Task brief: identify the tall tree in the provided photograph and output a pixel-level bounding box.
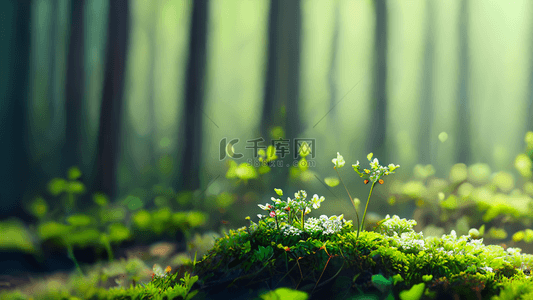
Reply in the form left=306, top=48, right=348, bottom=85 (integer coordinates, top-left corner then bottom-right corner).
left=419, top=0, right=435, bottom=164
left=0, top=0, right=32, bottom=219
left=260, top=0, right=302, bottom=188
left=92, top=0, right=130, bottom=198
left=327, top=2, right=340, bottom=133
left=176, top=0, right=209, bottom=191
left=456, top=0, right=471, bottom=164
left=527, top=1, right=533, bottom=134
left=367, top=0, right=388, bottom=162
left=63, top=0, right=85, bottom=171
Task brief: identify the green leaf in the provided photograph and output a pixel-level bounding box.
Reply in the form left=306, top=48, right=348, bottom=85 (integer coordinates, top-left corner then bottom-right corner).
left=0, top=220, right=36, bottom=253
left=392, top=274, right=404, bottom=285
left=260, top=288, right=308, bottom=300
left=216, top=192, right=236, bottom=209
left=274, top=188, right=283, bottom=196
left=28, top=197, right=48, bottom=218
left=133, top=210, right=151, bottom=229
left=108, top=223, right=131, bottom=243
left=48, top=178, right=67, bottom=196
left=67, top=167, right=82, bottom=180
left=372, top=274, right=392, bottom=293
left=38, top=221, right=70, bottom=240
left=68, top=181, right=86, bottom=194
left=367, top=153, right=373, bottom=161
left=93, top=193, right=108, bottom=207
left=324, top=177, right=340, bottom=187
left=67, top=214, right=92, bottom=226
left=124, top=195, right=143, bottom=210
left=186, top=211, right=207, bottom=227
left=399, top=283, right=425, bottom=300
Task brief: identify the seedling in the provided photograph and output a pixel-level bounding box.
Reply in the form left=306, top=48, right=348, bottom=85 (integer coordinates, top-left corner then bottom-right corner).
left=332, top=152, right=399, bottom=238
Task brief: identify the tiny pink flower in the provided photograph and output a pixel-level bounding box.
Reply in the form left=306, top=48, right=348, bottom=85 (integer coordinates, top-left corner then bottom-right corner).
left=270, top=211, right=276, bottom=217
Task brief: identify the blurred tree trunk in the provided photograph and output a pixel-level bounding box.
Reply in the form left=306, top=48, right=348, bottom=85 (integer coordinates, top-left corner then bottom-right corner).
left=528, top=1, right=533, bottom=133
left=260, top=0, right=302, bottom=187
left=145, top=3, right=158, bottom=187
left=367, top=0, right=388, bottom=162
left=0, top=0, right=32, bottom=219
left=176, top=0, right=209, bottom=192
left=419, top=0, right=435, bottom=164
left=327, top=2, right=340, bottom=134
left=456, top=0, right=471, bottom=164
left=93, top=0, right=129, bottom=198
left=63, top=0, right=85, bottom=172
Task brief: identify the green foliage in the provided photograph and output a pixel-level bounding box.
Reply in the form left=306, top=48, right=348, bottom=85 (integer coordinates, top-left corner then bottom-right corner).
left=0, top=219, right=36, bottom=253
left=260, top=287, right=308, bottom=300
left=196, top=194, right=533, bottom=299
left=399, top=283, right=425, bottom=300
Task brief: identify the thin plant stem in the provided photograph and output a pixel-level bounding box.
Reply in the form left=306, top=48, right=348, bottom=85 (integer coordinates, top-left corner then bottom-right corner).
left=301, top=210, right=304, bottom=230
left=359, top=181, right=377, bottom=237
left=335, top=167, right=360, bottom=238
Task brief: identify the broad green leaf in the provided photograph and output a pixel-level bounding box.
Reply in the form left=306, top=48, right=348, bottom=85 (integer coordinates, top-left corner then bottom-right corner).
left=324, top=177, right=340, bottom=187
left=67, top=214, right=92, bottom=226
left=399, top=283, right=425, bottom=300
left=260, top=287, right=308, bottom=300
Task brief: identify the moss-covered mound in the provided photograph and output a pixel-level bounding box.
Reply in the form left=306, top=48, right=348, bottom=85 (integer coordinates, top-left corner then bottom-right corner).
left=195, top=214, right=533, bottom=299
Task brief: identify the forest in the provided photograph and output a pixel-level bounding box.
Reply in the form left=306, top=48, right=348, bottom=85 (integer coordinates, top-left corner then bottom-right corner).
left=2, top=0, right=533, bottom=299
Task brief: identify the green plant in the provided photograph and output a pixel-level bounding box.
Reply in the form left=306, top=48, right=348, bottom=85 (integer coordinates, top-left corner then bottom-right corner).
left=332, top=152, right=400, bottom=238
left=255, top=188, right=351, bottom=237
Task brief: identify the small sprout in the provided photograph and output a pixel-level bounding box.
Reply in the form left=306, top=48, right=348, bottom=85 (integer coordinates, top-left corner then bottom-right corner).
left=274, top=188, right=283, bottom=196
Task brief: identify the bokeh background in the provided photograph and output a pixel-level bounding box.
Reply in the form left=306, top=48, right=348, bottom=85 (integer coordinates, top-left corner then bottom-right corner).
left=2, top=0, right=533, bottom=279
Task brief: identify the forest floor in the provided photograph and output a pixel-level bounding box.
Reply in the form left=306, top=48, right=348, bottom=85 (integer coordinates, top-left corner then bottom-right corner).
left=0, top=240, right=184, bottom=296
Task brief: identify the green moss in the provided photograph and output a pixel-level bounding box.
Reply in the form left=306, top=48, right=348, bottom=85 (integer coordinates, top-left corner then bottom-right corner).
left=194, top=205, right=533, bottom=299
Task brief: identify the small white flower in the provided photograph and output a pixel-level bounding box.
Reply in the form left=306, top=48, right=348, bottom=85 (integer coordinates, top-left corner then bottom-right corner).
left=332, top=152, right=346, bottom=168
left=370, top=158, right=379, bottom=169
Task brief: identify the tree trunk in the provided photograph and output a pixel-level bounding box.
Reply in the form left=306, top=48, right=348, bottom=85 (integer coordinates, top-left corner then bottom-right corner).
left=176, top=0, right=209, bottom=192
left=327, top=2, right=340, bottom=135
left=419, top=0, right=435, bottom=164
left=367, top=0, right=388, bottom=162
left=63, top=0, right=85, bottom=171
left=456, top=0, right=471, bottom=164
left=93, top=0, right=130, bottom=198
left=260, top=0, right=302, bottom=188
left=0, top=0, right=32, bottom=219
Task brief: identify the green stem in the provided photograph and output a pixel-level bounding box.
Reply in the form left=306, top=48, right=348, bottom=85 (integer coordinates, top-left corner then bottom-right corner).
left=359, top=181, right=377, bottom=237
left=335, top=167, right=360, bottom=238
left=66, top=240, right=84, bottom=276
left=301, top=210, right=304, bottom=230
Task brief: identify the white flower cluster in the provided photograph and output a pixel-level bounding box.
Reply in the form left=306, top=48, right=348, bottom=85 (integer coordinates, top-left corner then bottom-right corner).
left=480, top=266, right=493, bottom=273
left=304, top=215, right=350, bottom=235
left=507, top=247, right=522, bottom=255
left=378, top=214, right=418, bottom=237
left=281, top=224, right=303, bottom=236
left=385, top=231, right=426, bottom=252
